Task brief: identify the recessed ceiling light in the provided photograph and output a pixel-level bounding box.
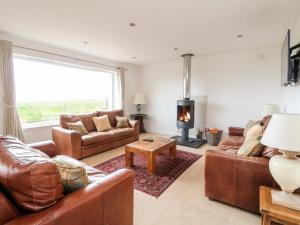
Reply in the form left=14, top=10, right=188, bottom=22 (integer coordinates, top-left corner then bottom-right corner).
left=173, top=48, right=178, bottom=51
left=236, top=34, right=243, bottom=38
left=132, top=56, right=136, bottom=59
left=129, top=23, right=136, bottom=27
left=83, top=41, right=88, bottom=44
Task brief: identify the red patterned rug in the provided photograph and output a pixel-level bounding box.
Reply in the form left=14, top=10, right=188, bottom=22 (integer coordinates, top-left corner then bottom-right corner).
left=94, top=150, right=201, bottom=197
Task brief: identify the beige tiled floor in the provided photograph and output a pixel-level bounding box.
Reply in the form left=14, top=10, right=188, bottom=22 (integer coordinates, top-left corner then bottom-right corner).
left=82, top=133, right=260, bottom=225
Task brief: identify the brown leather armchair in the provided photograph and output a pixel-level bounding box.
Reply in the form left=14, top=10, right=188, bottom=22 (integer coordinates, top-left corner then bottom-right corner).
left=204, top=116, right=279, bottom=213
left=0, top=137, right=134, bottom=225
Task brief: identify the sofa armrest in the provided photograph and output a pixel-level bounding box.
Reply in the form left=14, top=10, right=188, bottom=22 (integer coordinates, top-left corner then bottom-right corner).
left=129, top=120, right=140, bottom=140
left=52, top=127, right=82, bottom=159
left=28, top=140, right=58, bottom=157
left=6, top=169, right=134, bottom=225
left=228, top=127, right=244, bottom=136
left=205, top=149, right=274, bottom=213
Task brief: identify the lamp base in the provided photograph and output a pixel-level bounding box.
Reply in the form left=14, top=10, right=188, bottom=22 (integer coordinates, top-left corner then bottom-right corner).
left=271, top=190, right=300, bottom=210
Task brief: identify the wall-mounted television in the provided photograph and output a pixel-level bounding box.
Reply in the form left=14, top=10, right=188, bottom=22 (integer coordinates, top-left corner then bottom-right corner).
left=281, top=29, right=300, bottom=87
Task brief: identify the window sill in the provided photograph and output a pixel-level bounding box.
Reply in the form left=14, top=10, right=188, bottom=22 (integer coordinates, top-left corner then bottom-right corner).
left=22, top=120, right=59, bottom=130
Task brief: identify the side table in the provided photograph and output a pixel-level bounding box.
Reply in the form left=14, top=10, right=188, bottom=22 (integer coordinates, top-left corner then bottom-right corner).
left=130, top=114, right=147, bottom=133
left=260, top=186, right=300, bottom=225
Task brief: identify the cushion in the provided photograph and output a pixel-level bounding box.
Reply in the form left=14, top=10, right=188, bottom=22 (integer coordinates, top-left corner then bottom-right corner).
left=0, top=136, right=63, bottom=211
left=243, top=120, right=260, bottom=137
left=52, top=155, right=89, bottom=192
left=245, top=124, right=263, bottom=142
left=237, top=139, right=263, bottom=156
left=260, top=146, right=279, bottom=158
left=81, top=132, right=113, bottom=146
left=116, top=116, right=129, bottom=128
left=51, top=155, right=106, bottom=184
left=109, top=128, right=135, bottom=139
left=219, top=136, right=245, bottom=147
left=67, top=121, right=88, bottom=135
left=93, top=115, right=112, bottom=132
left=60, top=113, right=97, bottom=132
left=79, top=113, right=97, bottom=132
left=97, top=110, right=123, bottom=127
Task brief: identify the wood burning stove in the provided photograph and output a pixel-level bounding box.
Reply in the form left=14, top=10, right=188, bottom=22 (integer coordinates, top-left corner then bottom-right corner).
left=172, top=54, right=206, bottom=148
left=177, top=99, right=194, bottom=141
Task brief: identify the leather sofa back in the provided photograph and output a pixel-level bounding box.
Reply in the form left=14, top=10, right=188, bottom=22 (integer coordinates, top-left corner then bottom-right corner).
left=0, top=136, right=64, bottom=212
left=60, top=110, right=124, bottom=131
left=260, top=115, right=272, bottom=128
left=97, top=110, right=124, bottom=127
left=60, top=112, right=98, bottom=132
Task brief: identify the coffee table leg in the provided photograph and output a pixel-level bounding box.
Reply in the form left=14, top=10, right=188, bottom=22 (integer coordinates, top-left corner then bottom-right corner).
left=148, top=153, right=156, bottom=175
left=169, top=145, right=176, bottom=159
left=125, top=150, right=134, bottom=168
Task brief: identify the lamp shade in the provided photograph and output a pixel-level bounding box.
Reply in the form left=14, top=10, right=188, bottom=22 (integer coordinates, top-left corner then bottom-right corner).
left=261, top=104, right=280, bottom=116
left=133, top=93, right=146, bottom=105
left=261, top=114, right=300, bottom=152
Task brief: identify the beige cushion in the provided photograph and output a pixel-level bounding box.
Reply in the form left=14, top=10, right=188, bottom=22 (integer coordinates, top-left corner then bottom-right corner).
left=52, top=155, right=89, bottom=192
left=66, top=121, right=88, bottom=135
left=116, top=116, right=129, bottom=128
left=237, top=139, right=263, bottom=156
left=238, top=124, right=264, bottom=156
left=245, top=124, right=263, bottom=142
left=243, top=120, right=260, bottom=137
left=92, top=115, right=112, bottom=132
left=53, top=155, right=106, bottom=183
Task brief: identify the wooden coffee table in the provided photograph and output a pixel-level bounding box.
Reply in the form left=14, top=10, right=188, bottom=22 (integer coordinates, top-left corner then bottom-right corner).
left=260, top=186, right=300, bottom=225
left=125, top=137, right=176, bottom=175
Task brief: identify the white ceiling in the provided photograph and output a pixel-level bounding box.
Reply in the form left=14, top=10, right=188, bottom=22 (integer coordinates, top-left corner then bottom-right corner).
left=0, top=0, right=299, bottom=65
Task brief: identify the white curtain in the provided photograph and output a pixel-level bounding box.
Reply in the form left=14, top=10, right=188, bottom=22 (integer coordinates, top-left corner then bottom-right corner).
left=115, top=67, right=125, bottom=114
left=0, top=40, right=24, bottom=141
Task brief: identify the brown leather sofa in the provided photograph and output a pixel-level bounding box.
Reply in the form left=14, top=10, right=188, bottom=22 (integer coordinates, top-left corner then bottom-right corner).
left=0, top=136, right=134, bottom=225
left=205, top=116, right=279, bottom=213
left=52, top=110, right=140, bottom=159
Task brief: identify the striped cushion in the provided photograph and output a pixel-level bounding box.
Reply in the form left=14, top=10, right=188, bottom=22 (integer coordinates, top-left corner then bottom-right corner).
left=52, top=156, right=89, bottom=192
left=116, top=116, right=129, bottom=128
left=66, top=121, right=88, bottom=135
left=243, top=120, right=260, bottom=137
left=237, top=138, right=263, bottom=156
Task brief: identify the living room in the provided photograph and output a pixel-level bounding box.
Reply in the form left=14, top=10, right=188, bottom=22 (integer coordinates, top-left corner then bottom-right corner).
left=1, top=1, right=300, bottom=225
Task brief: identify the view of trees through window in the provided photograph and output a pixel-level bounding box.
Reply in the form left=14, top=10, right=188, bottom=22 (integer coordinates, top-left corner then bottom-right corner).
left=14, top=57, right=114, bottom=124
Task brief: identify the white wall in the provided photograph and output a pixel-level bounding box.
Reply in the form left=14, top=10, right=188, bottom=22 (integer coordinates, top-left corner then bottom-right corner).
left=0, top=32, right=141, bottom=143
left=140, top=46, right=283, bottom=136
left=282, top=15, right=300, bottom=113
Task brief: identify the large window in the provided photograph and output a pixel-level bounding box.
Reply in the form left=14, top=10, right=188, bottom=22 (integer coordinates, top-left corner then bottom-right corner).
left=14, top=56, right=115, bottom=125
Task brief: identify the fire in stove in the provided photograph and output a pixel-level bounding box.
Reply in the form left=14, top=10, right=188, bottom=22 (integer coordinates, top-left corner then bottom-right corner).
left=179, top=111, right=191, bottom=122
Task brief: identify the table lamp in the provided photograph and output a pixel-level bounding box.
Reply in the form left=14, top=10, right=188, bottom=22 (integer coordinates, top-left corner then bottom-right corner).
left=262, top=104, right=280, bottom=116
left=133, top=93, right=146, bottom=114
left=260, top=113, right=300, bottom=210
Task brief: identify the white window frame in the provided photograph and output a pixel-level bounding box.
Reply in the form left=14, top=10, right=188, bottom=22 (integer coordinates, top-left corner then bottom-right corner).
left=13, top=54, right=117, bottom=129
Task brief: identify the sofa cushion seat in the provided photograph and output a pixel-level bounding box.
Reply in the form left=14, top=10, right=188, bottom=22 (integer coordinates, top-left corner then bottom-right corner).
left=219, top=136, right=245, bottom=147
left=110, top=128, right=135, bottom=139
left=81, top=132, right=113, bottom=146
